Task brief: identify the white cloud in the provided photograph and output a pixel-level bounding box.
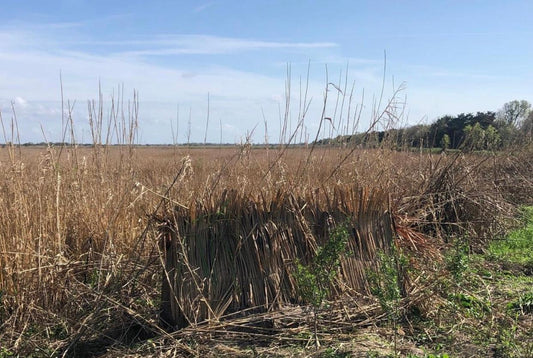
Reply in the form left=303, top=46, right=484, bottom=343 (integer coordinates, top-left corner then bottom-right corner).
left=14, top=97, right=28, bottom=107
left=0, top=23, right=402, bottom=143
left=112, top=35, right=338, bottom=57
left=193, top=2, right=216, bottom=13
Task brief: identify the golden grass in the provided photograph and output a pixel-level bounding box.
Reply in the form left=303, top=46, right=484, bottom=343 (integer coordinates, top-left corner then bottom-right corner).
left=0, top=143, right=530, bottom=354
left=159, top=186, right=395, bottom=329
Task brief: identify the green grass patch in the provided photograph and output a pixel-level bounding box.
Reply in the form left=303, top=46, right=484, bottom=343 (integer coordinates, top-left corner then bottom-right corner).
left=488, top=206, right=533, bottom=266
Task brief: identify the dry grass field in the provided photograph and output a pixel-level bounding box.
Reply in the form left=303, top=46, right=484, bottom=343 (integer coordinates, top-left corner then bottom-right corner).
left=0, top=143, right=531, bottom=357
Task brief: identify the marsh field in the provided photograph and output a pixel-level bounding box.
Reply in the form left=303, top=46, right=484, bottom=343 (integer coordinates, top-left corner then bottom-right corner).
left=0, top=143, right=532, bottom=357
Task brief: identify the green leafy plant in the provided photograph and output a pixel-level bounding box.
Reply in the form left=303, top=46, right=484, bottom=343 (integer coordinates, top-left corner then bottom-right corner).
left=448, top=293, right=490, bottom=318
left=507, top=292, right=533, bottom=314
left=321, top=347, right=350, bottom=358
left=367, top=246, right=407, bottom=358
left=294, top=222, right=350, bottom=349
left=445, top=237, right=470, bottom=285
left=0, top=348, right=14, bottom=358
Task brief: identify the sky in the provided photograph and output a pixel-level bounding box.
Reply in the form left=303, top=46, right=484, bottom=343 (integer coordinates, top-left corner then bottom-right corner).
left=0, top=0, right=532, bottom=144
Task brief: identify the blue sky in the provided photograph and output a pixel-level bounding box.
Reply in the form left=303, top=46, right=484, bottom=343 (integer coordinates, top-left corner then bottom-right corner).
left=1, top=0, right=531, bottom=143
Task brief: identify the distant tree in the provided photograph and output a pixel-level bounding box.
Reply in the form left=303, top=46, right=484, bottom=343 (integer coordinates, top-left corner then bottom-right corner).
left=364, top=131, right=380, bottom=148
left=497, top=100, right=531, bottom=127
left=521, top=112, right=533, bottom=141
left=440, top=134, right=450, bottom=151
left=474, top=111, right=497, bottom=129
left=321, top=105, right=527, bottom=150
left=402, top=124, right=430, bottom=148
left=463, top=123, right=485, bottom=151
left=429, top=112, right=493, bottom=149
left=498, top=124, right=519, bottom=147
left=429, top=115, right=452, bottom=148
left=447, top=113, right=472, bottom=148
left=463, top=125, right=472, bottom=149
left=484, top=125, right=501, bottom=150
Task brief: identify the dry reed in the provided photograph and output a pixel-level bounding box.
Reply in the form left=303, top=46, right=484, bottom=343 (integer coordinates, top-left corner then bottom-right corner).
left=0, top=74, right=530, bottom=355
left=158, top=186, right=395, bottom=329
left=1, top=142, right=529, bottom=355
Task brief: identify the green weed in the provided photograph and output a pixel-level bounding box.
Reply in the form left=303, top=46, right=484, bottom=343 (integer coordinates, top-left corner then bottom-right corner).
left=448, top=293, right=491, bottom=318
left=445, top=237, right=470, bottom=286
left=367, top=247, right=408, bottom=358
left=493, top=317, right=533, bottom=358
left=294, top=221, right=350, bottom=348
left=488, top=206, right=533, bottom=267
left=0, top=348, right=14, bottom=358
left=321, top=347, right=350, bottom=358
left=507, top=292, right=533, bottom=314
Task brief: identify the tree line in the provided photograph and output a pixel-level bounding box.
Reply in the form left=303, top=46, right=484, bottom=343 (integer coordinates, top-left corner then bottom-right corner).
left=320, top=100, right=533, bottom=150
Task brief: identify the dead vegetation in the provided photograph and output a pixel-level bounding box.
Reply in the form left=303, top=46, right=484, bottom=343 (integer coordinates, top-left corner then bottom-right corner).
left=0, top=141, right=530, bottom=357
left=158, top=186, right=395, bottom=329
left=0, top=71, right=531, bottom=356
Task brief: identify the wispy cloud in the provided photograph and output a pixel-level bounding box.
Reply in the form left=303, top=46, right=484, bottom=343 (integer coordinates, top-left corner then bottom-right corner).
left=193, top=2, right=216, bottom=13
left=405, top=65, right=509, bottom=81
left=112, top=35, right=338, bottom=57
left=426, top=70, right=507, bottom=81
left=14, top=96, right=28, bottom=107
left=0, top=22, right=407, bottom=143
left=0, top=27, right=337, bottom=143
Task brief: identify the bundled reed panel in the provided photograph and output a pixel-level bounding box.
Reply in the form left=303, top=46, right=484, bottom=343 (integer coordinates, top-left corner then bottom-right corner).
left=159, top=187, right=395, bottom=329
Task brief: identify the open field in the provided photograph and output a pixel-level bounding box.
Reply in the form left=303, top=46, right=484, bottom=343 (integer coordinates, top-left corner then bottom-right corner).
left=0, top=143, right=532, bottom=357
